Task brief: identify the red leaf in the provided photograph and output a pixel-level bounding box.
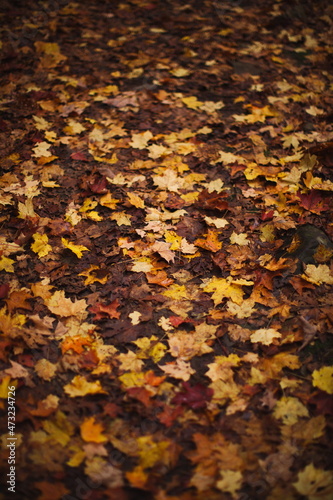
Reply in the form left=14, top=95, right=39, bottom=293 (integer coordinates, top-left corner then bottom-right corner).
left=297, top=190, right=330, bottom=214
left=172, top=382, right=213, bottom=410
left=197, top=190, right=229, bottom=211
left=89, top=299, right=121, bottom=320
left=168, top=316, right=196, bottom=328
left=309, top=391, right=333, bottom=416
left=0, top=283, right=9, bottom=299
left=89, top=176, right=108, bottom=194
left=70, top=151, right=89, bottom=161
left=261, top=210, right=274, bottom=221
left=157, top=404, right=184, bottom=427
left=126, top=387, right=153, bottom=408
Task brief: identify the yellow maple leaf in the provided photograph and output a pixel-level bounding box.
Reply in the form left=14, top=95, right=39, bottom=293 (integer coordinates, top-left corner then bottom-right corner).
left=131, top=258, right=153, bottom=273
left=34, top=359, right=57, bottom=381
left=45, top=290, right=88, bottom=318
left=152, top=168, right=184, bottom=191
left=202, top=277, right=251, bottom=306
left=99, top=192, right=119, bottom=209
left=162, top=284, right=188, bottom=300
left=67, top=446, right=86, bottom=467
left=79, top=265, right=109, bottom=285
left=206, top=178, right=224, bottom=193
left=204, top=216, right=229, bottom=228
left=206, top=354, right=241, bottom=382
left=119, top=371, right=146, bottom=389
left=181, top=96, right=203, bottom=109
left=217, top=470, right=243, bottom=498
left=65, top=203, right=82, bottom=226
left=129, top=131, right=153, bottom=149
left=250, top=328, right=281, bottom=345
left=312, top=366, right=333, bottom=394
left=64, top=375, right=106, bottom=397
left=133, top=336, right=167, bottom=363
left=31, top=233, right=52, bottom=258
left=148, top=144, right=170, bottom=159
left=32, top=141, right=53, bottom=158
left=43, top=418, right=72, bottom=446
left=158, top=359, right=195, bottom=381
left=214, top=151, right=246, bottom=165
left=127, top=192, right=145, bottom=208
left=33, top=115, right=50, bottom=131
left=293, top=463, right=333, bottom=500
left=170, top=67, right=190, bottom=77
left=111, top=211, right=132, bottom=226
left=0, top=255, right=15, bottom=272
left=61, top=238, right=89, bottom=258
left=305, top=106, right=324, bottom=116
left=273, top=396, right=309, bottom=425
left=42, top=410, right=74, bottom=446
left=210, top=379, right=240, bottom=404
left=195, top=229, right=222, bottom=252
left=18, top=198, right=37, bottom=219
left=302, top=264, right=333, bottom=285
left=230, top=232, right=249, bottom=246
left=227, top=298, right=255, bottom=319
left=79, top=198, right=98, bottom=212
left=63, top=119, right=86, bottom=135
left=249, top=366, right=268, bottom=385
left=117, top=351, right=144, bottom=372
left=164, top=231, right=182, bottom=250
left=138, top=436, right=170, bottom=469
left=80, top=416, right=108, bottom=443
left=234, top=105, right=276, bottom=124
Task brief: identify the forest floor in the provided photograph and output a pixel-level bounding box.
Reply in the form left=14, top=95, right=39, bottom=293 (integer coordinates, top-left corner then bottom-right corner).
left=0, top=1, right=333, bottom=499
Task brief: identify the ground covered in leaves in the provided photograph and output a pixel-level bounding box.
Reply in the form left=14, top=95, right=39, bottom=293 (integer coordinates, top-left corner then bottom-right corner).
left=1, top=0, right=333, bottom=499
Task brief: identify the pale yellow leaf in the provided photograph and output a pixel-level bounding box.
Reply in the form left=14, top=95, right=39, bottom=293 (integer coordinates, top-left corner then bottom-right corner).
left=312, top=366, right=333, bottom=394
left=250, top=328, right=281, bottom=345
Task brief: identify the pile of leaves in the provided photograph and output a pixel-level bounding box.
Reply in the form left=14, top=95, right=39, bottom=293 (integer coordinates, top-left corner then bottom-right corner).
left=0, top=0, right=333, bottom=498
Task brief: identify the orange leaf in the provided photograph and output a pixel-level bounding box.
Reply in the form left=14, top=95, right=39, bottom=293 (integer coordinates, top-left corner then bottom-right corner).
left=80, top=416, right=108, bottom=443
left=195, top=230, right=222, bottom=252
